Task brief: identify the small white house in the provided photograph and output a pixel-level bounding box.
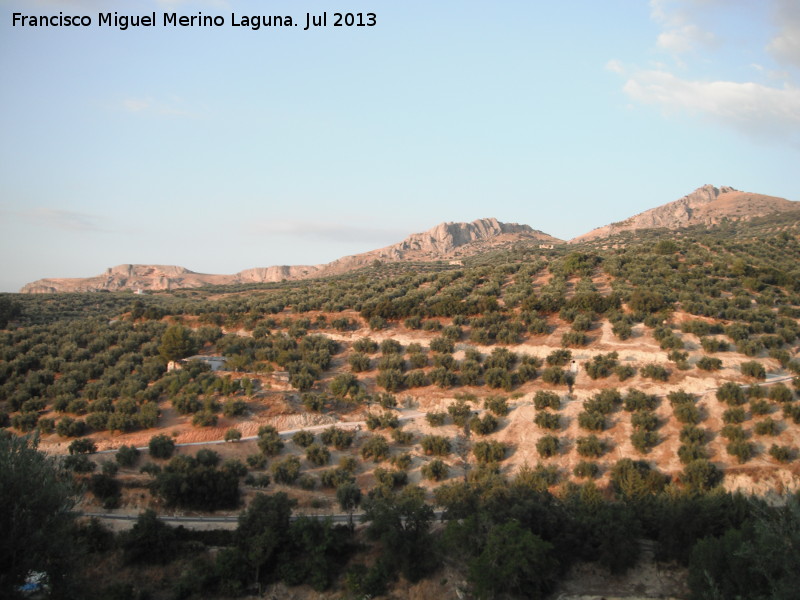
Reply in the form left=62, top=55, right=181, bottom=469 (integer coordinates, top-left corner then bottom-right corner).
left=168, top=355, right=227, bottom=372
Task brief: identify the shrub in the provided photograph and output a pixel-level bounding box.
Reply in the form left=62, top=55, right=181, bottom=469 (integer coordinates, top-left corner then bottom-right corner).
left=374, top=468, right=407, bottom=489
left=291, top=430, right=314, bottom=447
left=783, top=404, right=800, bottom=424
left=741, top=361, right=766, bottom=380
left=640, top=364, right=669, bottom=382
left=720, top=424, right=745, bottom=441
left=769, top=444, right=793, bottom=462
left=421, top=459, right=449, bottom=481
left=667, top=390, right=695, bottom=405
left=320, top=426, right=354, bottom=450
left=750, top=399, right=771, bottom=415
left=116, top=445, right=140, bottom=467
left=541, top=367, right=573, bottom=386
left=576, top=435, right=606, bottom=458
left=697, top=357, right=722, bottom=371
left=484, top=395, right=509, bottom=416
left=584, top=352, right=619, bottom=379
left=148, top=434, right=175, bottom=459
left=533, top=391, right=560, bottom=410
left=64, top=454, right=96, bottom=473
left=348, top=353, right=371, bottom=372
left=534, top=411, right=560, bottom=430
left=614, top=365, right=636, bottom=381
left=679, top=425, right=707, bottom=444
left=573, top=461, right=599, bottom=478
left=426, top=411, right=447, bottom=427
left=306, top=443, right=331, bottom=466
left=469, top=413, right=498, bottom=435
left=753, top=418, right=778, bottom=436
left=536, top=435, right=560, bottom=458
left=584, top=388, right=621, bottom=414
left=68, top=438, right=97, bottom=455
left=768, top=383, right=793, bottom=403
left=631, top=430, right=659, bottom=453
left=631, top=411, right=658, bottom=431
left=716, top=382, right=746, bottom=406
left=700, top=337, right=729, bottom=353
left=447, top=400, right=472, bottom=427
left=578, top=411, right=605, bottom=431
left=391, top=428, right=414, bottom=445
left=222, top=399, right=247, bottom=417
left=420, top=435, right=451, bottom=456
left=678, top=443, right=707, bottom=465
left=473, top=441, right=506, bottom=464
left=380, top=339, right=403, bottom=355
left=376, top=368, right=405, bottom=392
left=224, top=428, right=242, bottom=443
left=353, top=338, right=378, bottom=353
left=722, top=407, right=747, bottom=424
left=726, top=439, right=755, bottom=463
left=271, top=455, right=302, bottom=484
left=391, top=452, right=412, bottom=470
left=257, top=425, right=284, bottom=456
left=429, top=337, right=454, bottom=354
left=674, top=403, right=701, bottom=424
left=561, top=331, right=588, bottom=347
left=360, top=435, right=390, bottom=462
left=679, top=459, right=722, bottom=492
left=192, top=411, right=218, bottom=427
left=624, top=389, right=658, bottom=412
left=545, top=349, right=572, bottom=366
left=331, top=373, right=361, bottom=398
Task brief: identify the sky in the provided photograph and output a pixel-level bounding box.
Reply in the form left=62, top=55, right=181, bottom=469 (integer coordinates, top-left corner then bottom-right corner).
left=1, top=0, right=799, bottom=292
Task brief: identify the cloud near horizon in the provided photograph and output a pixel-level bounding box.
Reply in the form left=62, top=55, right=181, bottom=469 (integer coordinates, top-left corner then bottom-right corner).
left=15, top=207, right=108, bottom=232
left=247, top=220, right=410, bottom=246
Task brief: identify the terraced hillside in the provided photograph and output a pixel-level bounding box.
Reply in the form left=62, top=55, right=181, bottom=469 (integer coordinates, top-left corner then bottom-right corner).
left=2, top=216, right=800, bottom=599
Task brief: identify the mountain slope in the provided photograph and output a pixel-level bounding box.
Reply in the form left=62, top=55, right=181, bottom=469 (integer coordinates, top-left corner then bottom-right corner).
left=571, top=185, right=800, bottom=243
left=20, top=218, right=561, bottom=293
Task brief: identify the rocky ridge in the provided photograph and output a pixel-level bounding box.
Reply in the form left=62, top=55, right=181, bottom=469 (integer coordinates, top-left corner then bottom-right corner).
left=20, top=218, right=559, bottom=293
left=571, top=184, right=800, bottom=243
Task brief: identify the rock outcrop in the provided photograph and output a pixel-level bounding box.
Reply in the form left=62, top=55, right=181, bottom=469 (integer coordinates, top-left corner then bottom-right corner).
left=571, top=185, right=800, bottom=243
left=20, top=218, right=561, bottom=293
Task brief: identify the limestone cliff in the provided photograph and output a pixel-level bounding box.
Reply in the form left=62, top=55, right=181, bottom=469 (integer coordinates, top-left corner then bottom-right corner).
left=20, top=218, right=561, bottom=293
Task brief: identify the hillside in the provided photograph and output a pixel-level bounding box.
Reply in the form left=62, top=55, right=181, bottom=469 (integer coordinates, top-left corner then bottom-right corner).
left=3, top=218, right=800, bottom=599
left=19, top=218, right=560, bottom=293
left=572, top=184, right=800, bottom=243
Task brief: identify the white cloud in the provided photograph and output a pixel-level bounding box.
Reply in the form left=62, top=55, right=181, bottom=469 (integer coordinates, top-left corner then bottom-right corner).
left=768, top=0, right=800, bottom=68
left=18, top=208, right=107, bottom=232
left=605, top=59, right=625, bottom=74
left=649, top=0, right=717, bottom=55
left=657, top=24, right=715, bottom=54
left=622, top=69, right=800, bottom=144
left=612, top=1, right=800, bottom=147
left=122, top=98, right=151, bottom=113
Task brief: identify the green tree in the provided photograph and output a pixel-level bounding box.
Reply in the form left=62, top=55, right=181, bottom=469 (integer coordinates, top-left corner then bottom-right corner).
left=158, top=324, right=197, bottom=362
left=468, top=520, right=558, bottom=599
left=148, top=434, right=176, bottom=459
left=362, top=486, right=437, bottom=582
left=0, top=434, right=79, bottom=598
left=336, top=482, right=362, bottom=529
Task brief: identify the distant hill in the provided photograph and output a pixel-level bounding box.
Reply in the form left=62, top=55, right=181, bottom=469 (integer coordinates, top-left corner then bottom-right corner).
left=571, top=185, right=800, bottom=243
left=20, top=218, right=561, bottom=293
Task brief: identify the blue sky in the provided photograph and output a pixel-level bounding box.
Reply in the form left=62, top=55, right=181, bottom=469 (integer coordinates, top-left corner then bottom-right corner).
left=1, top=0, right=798, bottom=292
